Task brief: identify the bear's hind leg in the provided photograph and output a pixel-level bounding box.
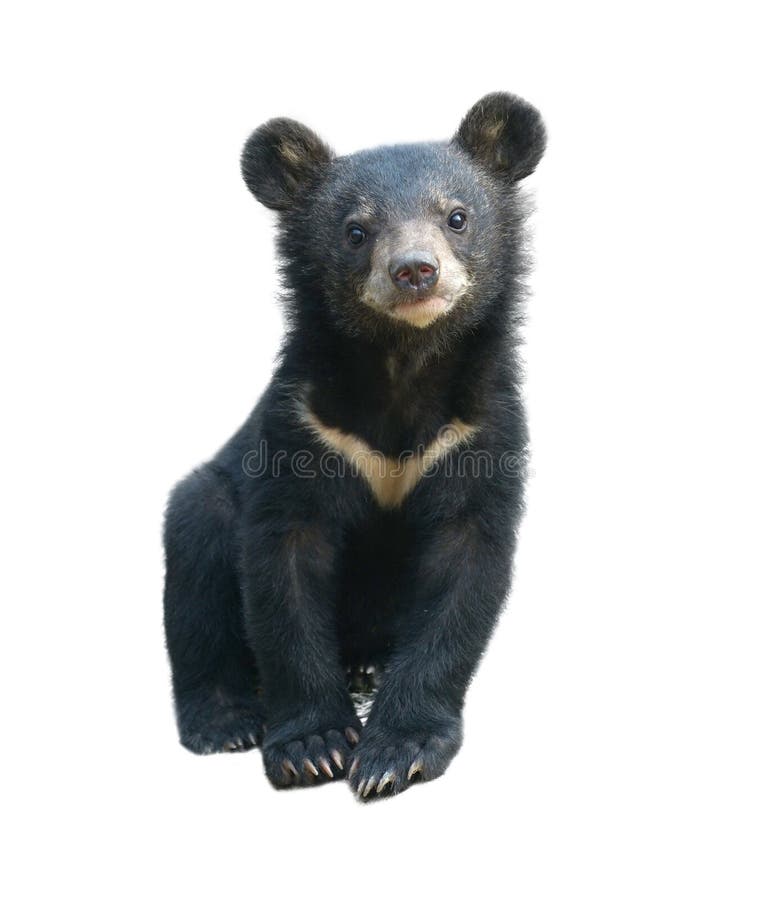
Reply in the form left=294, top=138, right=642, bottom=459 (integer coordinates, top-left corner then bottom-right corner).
left=173, top=687, right=264, bottom=755
left=164, top=465, right=264, bottom=754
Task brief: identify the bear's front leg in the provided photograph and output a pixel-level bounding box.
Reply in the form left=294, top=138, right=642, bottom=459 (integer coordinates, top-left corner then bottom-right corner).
left=242, top=519, right=361, bottom=788
left=349, top=515, right=516, bottom=800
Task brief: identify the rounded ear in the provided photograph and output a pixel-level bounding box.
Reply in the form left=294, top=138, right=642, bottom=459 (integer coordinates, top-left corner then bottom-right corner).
left=241, top=118, right=334, bottom=210
left=453, top=93, right=546, bottom=183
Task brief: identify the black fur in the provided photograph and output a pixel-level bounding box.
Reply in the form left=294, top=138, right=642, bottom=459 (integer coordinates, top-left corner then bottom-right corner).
left=163, top=93, right=546, bottom=799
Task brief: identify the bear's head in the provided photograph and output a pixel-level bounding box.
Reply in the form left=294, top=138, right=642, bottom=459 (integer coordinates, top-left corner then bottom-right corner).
left=241, top=93, right=545, bottom=342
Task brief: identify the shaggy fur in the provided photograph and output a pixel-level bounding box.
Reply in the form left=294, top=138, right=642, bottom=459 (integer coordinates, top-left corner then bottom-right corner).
left=163, top=93, right=546, bottom=800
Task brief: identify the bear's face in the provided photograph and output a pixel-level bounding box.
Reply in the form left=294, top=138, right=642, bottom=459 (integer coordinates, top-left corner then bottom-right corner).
left=241, top=94, right=545, bottom=339
left=305, top=144, right=499, bottom=332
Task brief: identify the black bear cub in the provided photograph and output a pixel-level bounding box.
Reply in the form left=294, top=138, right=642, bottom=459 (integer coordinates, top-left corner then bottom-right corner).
left=164, top=93, right=546, bottom=800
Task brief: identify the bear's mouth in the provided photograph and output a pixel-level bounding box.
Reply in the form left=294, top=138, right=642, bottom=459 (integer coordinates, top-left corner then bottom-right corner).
left=387, top=294, right=454, bottom=328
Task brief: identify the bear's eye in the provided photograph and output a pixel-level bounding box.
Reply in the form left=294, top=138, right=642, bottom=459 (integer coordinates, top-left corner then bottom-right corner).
left=347, top=224, right=367, bottom=246
left=447, top=210, right=468, bottom=232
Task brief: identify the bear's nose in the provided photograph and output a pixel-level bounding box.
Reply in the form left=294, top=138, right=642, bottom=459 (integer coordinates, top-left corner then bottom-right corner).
left=389, top=253, right=440, bottom=292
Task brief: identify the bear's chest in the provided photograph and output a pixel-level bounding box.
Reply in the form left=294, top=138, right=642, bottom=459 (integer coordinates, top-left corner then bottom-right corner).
left=298, top=402, right=478, bottom=510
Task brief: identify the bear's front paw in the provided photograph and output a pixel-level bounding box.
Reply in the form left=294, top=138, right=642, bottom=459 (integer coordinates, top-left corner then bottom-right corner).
left=347, top=718, right=462, bottom=801
left=262, top=719, right=361, bottom=789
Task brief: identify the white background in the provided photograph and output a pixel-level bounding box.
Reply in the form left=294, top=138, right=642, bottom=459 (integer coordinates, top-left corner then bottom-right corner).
left=2, top=2, right=774, bottom=898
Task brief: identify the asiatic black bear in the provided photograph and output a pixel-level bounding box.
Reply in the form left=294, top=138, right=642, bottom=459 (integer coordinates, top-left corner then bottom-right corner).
left=164, top=93, right=546, bottom=800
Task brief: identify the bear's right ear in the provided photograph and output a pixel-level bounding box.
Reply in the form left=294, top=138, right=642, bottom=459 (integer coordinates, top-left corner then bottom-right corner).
left=241, top=118, right=334, bottom=211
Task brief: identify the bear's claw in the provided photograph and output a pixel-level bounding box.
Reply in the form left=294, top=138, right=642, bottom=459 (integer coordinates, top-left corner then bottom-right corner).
left=407, top=759, right=423, bottom=781
left=376, top=771, right=396, bottom=794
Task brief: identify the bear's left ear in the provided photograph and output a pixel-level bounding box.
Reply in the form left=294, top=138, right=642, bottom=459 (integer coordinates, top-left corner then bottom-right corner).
left=453, top=93, right=546, bottom=183
left=241, top=118, right=334, bottom=211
